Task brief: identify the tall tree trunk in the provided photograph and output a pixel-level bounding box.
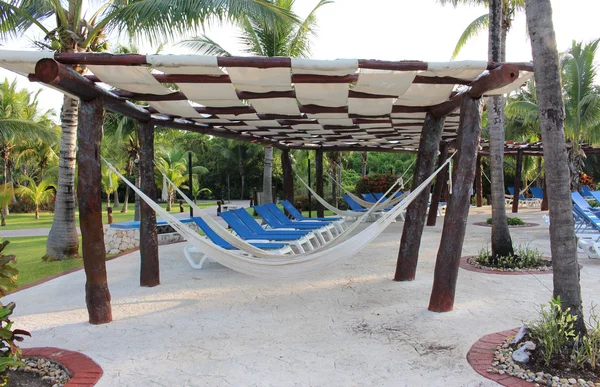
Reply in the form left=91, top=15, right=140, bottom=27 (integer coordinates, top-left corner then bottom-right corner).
left=45, top=95, right=79, bottom=260
left=315, top=149, right=324, bottom=218
left=476, top=154, right=483, bottom=207
left=113, top=189, right=120, bottom=210
left=2, top=150, right=7, bottom=217
left=361, top=152, right=368, bottom=177
left=240, top=172, right=245, bottom=200
left=35, top=206, right=39, bottom=220
left=121, top=185, right=130, bottom=213
left=77, top=97, right=112, bottom=324
left=166, top=193, right=172, bottom=212
left=525, top=0, right=585, bottom=334
left=134, top=159, right=140, bottom=221
left=106, top=193, right=111, bottom=210
left=488, top=0, right=514, bottom=260
left=281, top=150, right=294, bottom=204
left=262, top=146, right=273, bottom=203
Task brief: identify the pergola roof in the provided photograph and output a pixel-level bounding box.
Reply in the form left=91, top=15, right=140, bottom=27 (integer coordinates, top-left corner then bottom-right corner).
left=479, top=140, right=600, bottom=156
left=0, top=51, right=534, bottom=152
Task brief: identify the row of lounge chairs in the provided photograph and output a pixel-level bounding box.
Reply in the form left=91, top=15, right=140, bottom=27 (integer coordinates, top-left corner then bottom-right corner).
left=184, top=200, right=346, bottom=269
left=571, top=191, right=600, bottom=259
left=505, top=187, right=544, bottom=207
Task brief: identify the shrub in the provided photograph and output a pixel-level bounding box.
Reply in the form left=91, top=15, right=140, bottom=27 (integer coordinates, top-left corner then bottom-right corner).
left=0, top=240, right=30, bottom=385
left=9, top=195, right=55, bottom=214
left=474, top=244, right=546, bottom=269
left=529, top=297, right=577, bottom=366
left=588, top=200, right=600, bottom=208
left=486, top=216, right=526, bottom=226
left=355, top=173, right=398, bottom=195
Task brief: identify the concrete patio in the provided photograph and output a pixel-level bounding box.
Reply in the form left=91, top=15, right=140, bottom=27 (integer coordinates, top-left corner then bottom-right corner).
left=8, top=206, right=599, bottom=386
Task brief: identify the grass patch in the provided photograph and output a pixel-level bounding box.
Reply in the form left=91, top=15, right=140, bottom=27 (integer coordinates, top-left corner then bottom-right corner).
left=4, top=236, right=84, bottom=288
left=474, top=244, right=547, bottom=269
left=486, top=216, right=526, bottom=226
left=0, top=202, right=217, bottom=230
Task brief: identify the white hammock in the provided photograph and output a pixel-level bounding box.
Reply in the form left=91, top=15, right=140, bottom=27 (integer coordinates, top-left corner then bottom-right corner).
left=103, top=155, right=452, bottom=278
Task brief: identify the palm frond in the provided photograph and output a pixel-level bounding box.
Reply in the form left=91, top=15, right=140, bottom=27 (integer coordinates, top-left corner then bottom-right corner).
left=0, top=0, right=53, bottom=41
left=178, top=35, right=232, bottom=56
left=451, top=13, right=489, bottom=59
left=287, top=0, right=332, bottom=58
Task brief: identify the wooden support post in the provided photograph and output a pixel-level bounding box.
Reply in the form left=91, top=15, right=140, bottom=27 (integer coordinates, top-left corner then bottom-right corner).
left=476, top=154, right=483, bottom=207
left=281, top=149, right=294, bottom=204
left=138, top=120, right=160, bottom=287
left=541, top=178, right=549, bottom=211
left=188, top=151, right=193, bottom=218
left=307, top=159, right=312, bottom=218
left=394, top=114, right=445, bottom=281
left=429, top=96, right=483, bottom=313
left=426, top=142, right=449, bottom=227
left=315, top=149, right=324, bottom=218
left=512, top=149, right=523, bottom=213
left=77, top=97, right=112, bottom=324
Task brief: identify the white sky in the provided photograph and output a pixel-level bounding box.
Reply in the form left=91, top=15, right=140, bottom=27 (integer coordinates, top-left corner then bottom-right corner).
left=0, top=0, right=598, bottom=116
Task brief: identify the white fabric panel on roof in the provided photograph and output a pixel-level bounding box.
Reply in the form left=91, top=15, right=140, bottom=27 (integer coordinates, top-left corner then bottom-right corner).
left=423, top=61, right=488, bottom=78
left=224, top=125, right=258, bottom=130
left=147, top=54, right=224, bottom=75
left=292, top=124, right=324, bottom=130
left=485, top=71, right=534, bottom=96
left=227, top=67, right=292, bottom=93
left=354, top=69, right=416, bottom=96
left=306, top=113, right=350, bottom=119
left=348, top=98, right=394, bottom=115
left=88, top=65, right=173, bottom=95
left=217, top=113, right=259, bottom=120
left=358, top=123, right=392, bottom=129
left=392, top=119, right=423, bottom=124
left=148, top=101, right=202, bottom=117
left=0, top=50, right=53, bottom=75
left=295, top=83, right=349, bottom=106
left=317, top=118, right=354, bottom=126
left=244, top=120, right=281, bottom=127
left=394, top=84, right=454, bottom=106
left=249, top=98, right=300, bottom=115
left=391, top=112, right=427, bottom=119
left=194, top=118, right=232, bottom=124
left=177, top=83, right=244, bottom=107
left=291, top=58, right=358, bottom=75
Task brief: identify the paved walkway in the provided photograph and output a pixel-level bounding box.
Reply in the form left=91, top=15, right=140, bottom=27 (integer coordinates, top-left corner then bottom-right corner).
left=10, top=207, right=596, bottom=386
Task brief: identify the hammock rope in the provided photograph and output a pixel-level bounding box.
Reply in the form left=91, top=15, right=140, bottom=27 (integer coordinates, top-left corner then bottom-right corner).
left=102, top=154, right=453, bottom=278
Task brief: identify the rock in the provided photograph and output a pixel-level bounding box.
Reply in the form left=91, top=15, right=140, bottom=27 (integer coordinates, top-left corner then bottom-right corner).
left=513, top=324, right=529, bottom=344
left=560, top=379, right=569, bottom=384
left=568, top=379, right=576, bottom=385
left=499, top=370, right=505, bottom=375
left=512, top=343, right=532, bottom=363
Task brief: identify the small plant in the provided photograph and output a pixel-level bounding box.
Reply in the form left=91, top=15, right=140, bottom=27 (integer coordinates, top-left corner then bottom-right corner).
left=0, top=240, right=30, bottom=386
left=474, top=244, right=546, bottom=269
left=528, top=297, right=577, bottom=366
left=588, top=200, right=600, bottom=208
left=486, top=216, right=526, bottom=226
left=572, top=304, right=600, bottom=371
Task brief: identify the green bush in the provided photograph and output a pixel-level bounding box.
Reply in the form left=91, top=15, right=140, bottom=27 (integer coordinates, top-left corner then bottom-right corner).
left=0, top=240, right=30, bottom=385
left=529, top=297, right=577, bottom=366
left=355, top=173, right=398, bottom=195
left=486, top=216, right=526, bottom=226
left=588, top=199, right=600, bottom=208
left=474, top=244, right=546, bottom=269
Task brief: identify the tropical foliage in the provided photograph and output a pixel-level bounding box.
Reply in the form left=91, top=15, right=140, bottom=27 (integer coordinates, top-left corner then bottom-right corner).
left=15, top=176, right=54, bottom=219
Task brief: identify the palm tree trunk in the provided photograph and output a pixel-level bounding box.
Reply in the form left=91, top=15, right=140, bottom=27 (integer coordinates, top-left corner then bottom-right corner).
left=361, top=152, right=368, bottom=177
left=45, top=96, right=79, bottom=260
left=113, top=189, right=120, bottom=210
left=240, top=172, right=245, bottom=200
left=121, top=185, right=130, bottom=213
left=2, top=150, right=7, bottom=217
left=35, top=206, right=39, bottom=220
left=525, top=0, right=585, bottom=334
left=106, top=192, right=111, bottom=210
left=488, top=0, right=514, bottom=260
left=262, top=146, right=273, bottom=203
left=166, top=193, right=172, bottom=212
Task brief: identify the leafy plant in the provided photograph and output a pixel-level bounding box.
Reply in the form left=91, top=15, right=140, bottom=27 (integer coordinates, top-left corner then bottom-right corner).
left=588, top=200, right=600, bottom=208
left=474, top=244, right=546, bottom=269
left=15, top=176, right=55, bottom=219
left=572, top=304, right=600, bottom=371
left=529, top=297, right=577, bottom=366
left=486, top=216, right=526, bottom=226
left=0, top=240, right=30, bottom=386
left=355, top=173, right=398, bottom=195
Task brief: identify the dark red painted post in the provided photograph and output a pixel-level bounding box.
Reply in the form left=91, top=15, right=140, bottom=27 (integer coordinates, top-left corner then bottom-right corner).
left=426, top=142, right=449, bottom=227
left=77, top=97, right=112, bottom=324
left=476, top=154, right=483, bottom=207
left=315, top=149, right=324, bottom=218
left=394, top=114, right=445, bottom=281
left=512, top=149, right=523, bottom=213
left=429, top=96, right=483, bottom=312
left=138, top=120, right=160, bottom=287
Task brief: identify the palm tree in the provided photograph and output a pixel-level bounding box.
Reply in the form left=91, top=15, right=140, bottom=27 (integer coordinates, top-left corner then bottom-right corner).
left=0, top=183, right=12, bottom=226
left=16, top=175, right=55, bottom=219
left=438, top=0, right=525, bottom=60
left=214, top=140, right=263, bottom=199
left=181, top=0, right=331, bottom=204
left=506, top=41, right=600, bottom=191
left=155, top=150, right=192, bottom=211
left=100, top=167, right=119, bottom=210
left=0, top=0, right=295, bottom=261
left=524, top=0, right=585, bottom=334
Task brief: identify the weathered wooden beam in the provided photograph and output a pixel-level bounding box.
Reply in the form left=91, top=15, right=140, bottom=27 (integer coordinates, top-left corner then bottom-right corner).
left=394, top=114, right=445, bottom=281
left=31, top=59, right=151, bottom=122
left=138, top=120, right=160, bottom=287
left=315, top=149, right=325, bottom=218
left=77, top=97, right=112, bottom=324
left=512, top=149, right=523, bottom=213
left=281, top=149, right=294, bottom=205
left=426, top=142, right=449, bottom=227
left=476, top=154, right=483, bottom=207
left=429, top=96, right=483, bottom=313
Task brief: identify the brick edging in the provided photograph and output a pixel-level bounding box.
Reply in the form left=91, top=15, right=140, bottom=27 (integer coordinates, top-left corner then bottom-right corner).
left=466, top=328, right=531, bottom=386
left=472, top=222, right=540, bottom=228
left=459, top=255, right=553, bottom=275
left=22, top=347, right=103, bottom=386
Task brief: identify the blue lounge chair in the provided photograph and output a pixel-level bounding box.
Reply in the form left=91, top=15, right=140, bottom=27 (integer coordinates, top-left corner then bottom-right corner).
left=373, top=193, right=385, bottom=200
left=220, top=210, right=317, bottom=253
left=279, top=200, right=345, bottom=232
left=530, top=187, right=544, bottom=201
left=342, top=195, right=368, bottom=212
left=581, top=185, right=594, bottom=199
left=264, top=203, right=339, bottom=238
left=232, top=209, right=311, bottom=238
left=571, top=192, right=600, bottom=215
left=253, top=205, right=333, bottom=244
left=184, top=217, right=292, bottom=269
left=361, top=193, right=378, bottom=203
left=591, top=191, right=600, bottom=204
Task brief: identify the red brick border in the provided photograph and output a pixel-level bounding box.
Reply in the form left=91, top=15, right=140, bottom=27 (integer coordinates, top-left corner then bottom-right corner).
left=22, top=347, right=103, bottom=386
left=466, top=328, right=531, bottom=386
left=472, top=222, right=540, bottom=228
left=460, top=256, right=554, bottom=275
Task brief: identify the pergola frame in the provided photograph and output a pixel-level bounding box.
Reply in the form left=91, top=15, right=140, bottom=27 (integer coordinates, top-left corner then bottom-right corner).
left=1, top=51, right=530, bottom=322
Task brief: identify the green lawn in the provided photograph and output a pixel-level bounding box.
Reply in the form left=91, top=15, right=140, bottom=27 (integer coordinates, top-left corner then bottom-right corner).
left=4, top=236, right=84, bottom=288
left=0, top=201, right=218, bottom=230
